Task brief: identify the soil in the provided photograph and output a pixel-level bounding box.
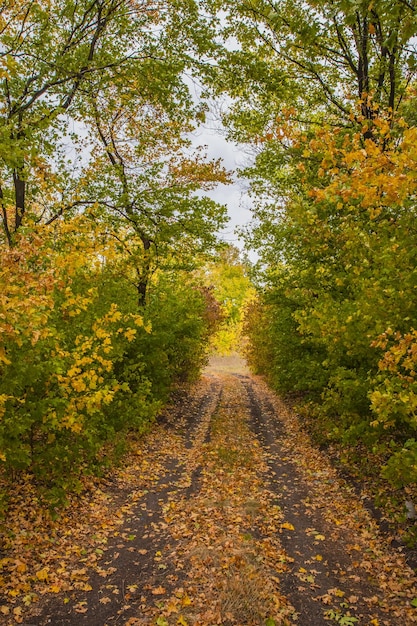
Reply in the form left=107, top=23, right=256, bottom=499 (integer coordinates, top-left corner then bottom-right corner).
left=4, top=356, right=417, bottom=625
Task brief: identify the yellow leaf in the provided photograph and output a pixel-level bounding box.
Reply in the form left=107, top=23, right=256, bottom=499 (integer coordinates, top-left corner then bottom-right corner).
left=124, top=328, right=136, bottom=342
left=281, top=522, right=295, bottom=531
left=177, top=616, right=188, bottom=626
left=36, top=568, right=49, bottom=581
left=182, top=594, right=192, bottom=606
left=74, top=602, right=88, bottom=613
left=313, top=555, right=323, bottom=561
left=16, top=561, right=27, bottom=573
left=315, top=534, right=325, bottom=541
left=0, top=348, right=11, bottom=365
left=49, top=584, right=61, bottom=593
left=166, top=599, right=180, bottom=614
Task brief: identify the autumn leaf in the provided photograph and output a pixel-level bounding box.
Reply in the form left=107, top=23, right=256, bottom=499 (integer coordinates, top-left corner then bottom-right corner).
left=74, top=601, right=88, bottom=614
left=35, top=568, right=49, bottom=581
left=15, top=561, right=27, bottom=574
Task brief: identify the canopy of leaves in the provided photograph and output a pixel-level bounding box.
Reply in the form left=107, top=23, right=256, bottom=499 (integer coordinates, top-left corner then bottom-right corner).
left=215, top=0, right=417, bottom=506
left=0, top=0, right=228, bottom=505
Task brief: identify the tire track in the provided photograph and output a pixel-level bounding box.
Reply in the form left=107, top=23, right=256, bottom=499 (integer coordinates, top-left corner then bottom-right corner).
left=29, top=378, right=222, bottom=626
left=19, top=366, right=417, bottom=626
left=241, top=374, right=417, bottom=625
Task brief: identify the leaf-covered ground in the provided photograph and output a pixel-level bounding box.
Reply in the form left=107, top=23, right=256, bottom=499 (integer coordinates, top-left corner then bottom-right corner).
left=1, top=356, right=417, bottom=625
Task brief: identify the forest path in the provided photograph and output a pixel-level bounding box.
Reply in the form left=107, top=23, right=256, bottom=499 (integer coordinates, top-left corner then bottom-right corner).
left=9, top=357, right=417, bottom=625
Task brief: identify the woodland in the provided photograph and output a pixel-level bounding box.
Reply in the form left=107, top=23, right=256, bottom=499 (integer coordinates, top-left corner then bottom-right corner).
left=1, top=0, right=417, bottom=619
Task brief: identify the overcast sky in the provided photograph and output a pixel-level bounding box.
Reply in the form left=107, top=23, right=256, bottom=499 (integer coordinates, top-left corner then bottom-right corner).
left=189, top=109, right=255, bottom=256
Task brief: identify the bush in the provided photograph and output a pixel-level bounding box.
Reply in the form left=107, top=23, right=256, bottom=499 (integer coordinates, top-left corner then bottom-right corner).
left=0, top=231, right=219, bottom=506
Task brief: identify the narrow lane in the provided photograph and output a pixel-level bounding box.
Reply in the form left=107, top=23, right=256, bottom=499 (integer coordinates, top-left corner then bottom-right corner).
left=240, top=374, right=414, bottom=625
left=16, top=360, right=417, bottom=625
left=31, top=378, right=222, bottom=625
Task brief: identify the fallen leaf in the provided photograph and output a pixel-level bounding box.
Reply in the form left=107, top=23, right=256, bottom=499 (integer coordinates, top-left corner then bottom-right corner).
left=74, top=601, right=88, bottom=613
left=35, top=568, right=49, bottom=581
left=16, top=562, right=27, bottom=574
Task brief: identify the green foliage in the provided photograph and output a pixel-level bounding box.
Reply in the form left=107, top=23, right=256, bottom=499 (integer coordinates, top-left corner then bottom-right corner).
left=241, top=110, right=417, bottom=494
left=214, top=0, right=417, bottom=136
left=130, top=274, right=222, bottom=402
left=381, top=440, right=417, bottom=488
left=215, top=0, right=417, bottom=498
left=202, top=245, right=255, bottom=355
left=0, top=229, right=220, bottom=505
left=0, top=0, right=228, bottom=509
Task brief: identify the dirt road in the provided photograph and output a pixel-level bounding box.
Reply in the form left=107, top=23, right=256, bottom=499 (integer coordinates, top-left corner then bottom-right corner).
left=6, top=358, right=417, bottom=625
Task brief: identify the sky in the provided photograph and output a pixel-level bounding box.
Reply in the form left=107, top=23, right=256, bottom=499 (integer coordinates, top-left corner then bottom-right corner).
left=183, top=66, right=256, bottom=257
left=189, top=104, right=255, bottom=257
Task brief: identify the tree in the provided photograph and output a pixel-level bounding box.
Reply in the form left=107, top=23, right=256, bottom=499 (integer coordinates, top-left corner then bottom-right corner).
left=0, top=0, right=230, bottom=502
left=212, top=1, right=417, bottom=494
left=76, top=72, right=229, bottom=305
left=201, top=245, right=255, bottom=354
left=0, top=0, right=155, bottom=244
left=215, top=0, right=417, bottom=131
left=0, top=0, right=222, bottom=246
